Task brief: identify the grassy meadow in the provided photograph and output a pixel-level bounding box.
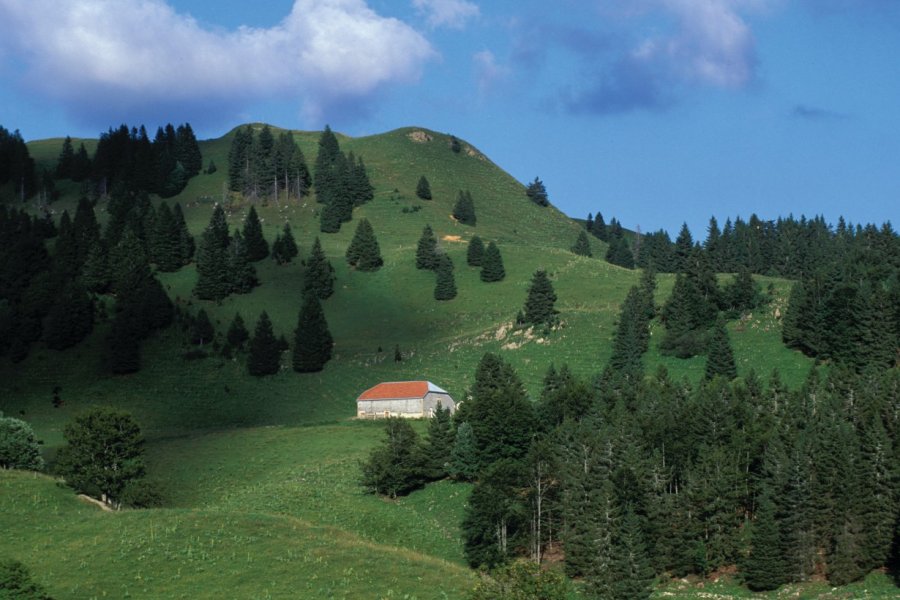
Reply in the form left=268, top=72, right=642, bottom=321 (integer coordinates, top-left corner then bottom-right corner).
left=0, top=125, right=851, bottom=598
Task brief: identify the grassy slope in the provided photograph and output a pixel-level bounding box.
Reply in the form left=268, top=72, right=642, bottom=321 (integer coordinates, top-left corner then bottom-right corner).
left=0, top=125, right=826, bottom=598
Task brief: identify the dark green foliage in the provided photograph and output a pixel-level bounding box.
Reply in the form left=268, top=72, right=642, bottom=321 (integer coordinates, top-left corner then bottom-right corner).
left=242, top=206, right=269, bottom=261
left=605, top=219, right=635, bottom=269
left=744, top=488, right=786, bottom=591
left=194, top=206, right=232, bottom=301
left=248, top=311, right=281, bottom=376
left=660, top=252, right=720, bottom=358
left=172, top=203, right=195, bottom=264
left=571, top=230, right=592, bottom=257
left=434, top=254, right=457, bottom=301
left=43, top=280, right=93, bottom=350
left=480, top=242, right=505, bottom=282
left=0, top=126, right=37, bottom=199
left=608, top=285, right=652, bottom=379
left=106, top=306, right=142, bottom=374
left=535, top=364, right=593, bottom=428
left=303, top=237, right=335, bottom=299
left=467, top=235, right=485, bottom=267
left=468, top=561, right=572, bottom=600
left=345, top=218, right=383, bottom=271
left=450, top=136, right=462, bottom=153
left=360, top=418, right=425, bottom=498
left=206, top=159, right=217, bottom=175
left=56, top=136, right=75, bottom=179
left=228, top=126, right=253, bottom=193
left=415, top=175, right=432, bottom=200
left=462, top=458, right=528, bottom=568
left=521, top=270, right=557, bottom=328
left=150, top=201, right=184, bottom=272
left=227, top=230, right=259, bottom=294
left=416, top=225, right=439, bottom=270
left=608, top=507, right=656, bottom=600
left=224, top=313, right=249, bottom=354
left=292, top=292, right=333, bottom=373
left=674, top=223, right=694, bottom=273
left=189, top=309, right=215, bottom=346
left=422, top=403, right=454, bottom=480
left=0, top=558, right=53, bottom=599
left=55, top=407, right=145, bottom=507
left=525, top=177, right=549, bottom=207
left=705, top=318, right=737, bottom=380
left=394, top=344, right=402, bottom=362
left=453, top=190, right=476, bottom=226
left=722, top=268, right=763, bottom=315
left=448, top=422, right=478, bottom=482
left=0, top=415, right=44, bottom=471
left=272, top=223, right=299, bottom=265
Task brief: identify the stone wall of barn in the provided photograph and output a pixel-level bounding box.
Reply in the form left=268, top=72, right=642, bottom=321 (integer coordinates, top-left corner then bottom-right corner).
left=357, top=398, right=425, bottom=418
left=423, top=392, right=456, bottom=416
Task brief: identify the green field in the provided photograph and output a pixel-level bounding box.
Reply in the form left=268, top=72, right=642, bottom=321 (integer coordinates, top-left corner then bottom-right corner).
left=0, top=125, right=850, bottom=598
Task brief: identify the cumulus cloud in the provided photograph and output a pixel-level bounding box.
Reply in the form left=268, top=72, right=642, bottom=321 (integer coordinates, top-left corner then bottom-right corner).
left=0, top=0, right=435, bottom=126
left=563, top=0, right=760, bottom=114
left=412, top=0, right=479, bottom=29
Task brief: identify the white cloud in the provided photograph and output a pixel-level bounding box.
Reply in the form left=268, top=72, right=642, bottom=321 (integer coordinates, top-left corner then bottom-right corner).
left=412, top=0, right=479, bottom=29
left=0, top=0, right=435, bottom=123
left=473, top=50, right=508, bottom=94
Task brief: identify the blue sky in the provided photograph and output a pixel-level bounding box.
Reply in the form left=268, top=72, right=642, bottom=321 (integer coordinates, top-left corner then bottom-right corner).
left=1, top=0, right=898, bottom=237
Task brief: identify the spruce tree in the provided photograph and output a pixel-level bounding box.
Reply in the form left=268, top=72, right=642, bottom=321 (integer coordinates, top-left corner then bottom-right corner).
left=525, top=177, right=549, bottom=206
left=462, top=458, right=528, bottom=568
left=571, top=229, right=592, bottom=257
left=225, top=312, right=249, bottom=353
left=433, top=253, right=457, bottom=301
left=448, top=422, right=478, bottom=482
left=467, top=235, right=485, bottom=267
left=292, top=292, right=333, bottom=372
left=248, top=311, right=280, bottom=376
left=608, top=286, right=649, bottom=379
left=421, top=403, right=454, bottom=480
left=189, top=308, right=215, bottom=346
left=43, top=281, right=93, bottom=350
left=345, top=218, right=383, bottom=271
left=56, top=136, right=75, bottom=178
left=415, top=175, right=432, bottom=200
left=81, top=241, right=111, bottom=294
left=480, top=241, right=505, bottom=282
left=705, top=318, right=737, bottom=380
left=452, top=190, right=476, bottom=225
left=610, top=507, right=656, bottom=600
left=522, top=270, right=558, bottom=328
left=744, top=487, right=786, bottom=591
left=227, top=230, right=258, bottom=294
left=242, top=205, right=269, bottom=261
left=172, top=202, right=195, bottom=264
left=304, top=237, right=335, bottom=299
left=415, top=224, right=439, bottom=270
left=359, top=417, right=425, bottom=498
left=194, top=206, right=232, bottom=301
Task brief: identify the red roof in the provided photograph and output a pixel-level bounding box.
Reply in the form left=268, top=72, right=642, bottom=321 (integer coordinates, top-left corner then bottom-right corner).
left=358, top=381, right=430, bottom=400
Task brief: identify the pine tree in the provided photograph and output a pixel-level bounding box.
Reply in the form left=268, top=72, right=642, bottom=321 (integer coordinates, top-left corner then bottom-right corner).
left=272, top=222, right=299, bottom=264
left=242, top=205, right=269, bottom=261
left=480, top=241, right=505, bottom=282
left=304, top=237, right=335, bottom=299
left=452, top=190, right=476, bottom=225
left=292, top=292, right=333, bottom=372
left=433, top=253, right=457, bottom=301
left=416, top=175, right=432, bottom=200
left=525, top=177, right=549, bottom=206
left=705, top=318, right=737, bottom=380
left=467, top=235, right=485, bottom=267
left=416, top=224, right=439, bottom=270
left=571, top=230, right=592, bottom=257
left=522, top=270, right=558, bottom=328
left=744, top=487, right=786, bottom=591
left=248, top=311, right=280, bottom=376
left=345, top=218, right=383, bottom=271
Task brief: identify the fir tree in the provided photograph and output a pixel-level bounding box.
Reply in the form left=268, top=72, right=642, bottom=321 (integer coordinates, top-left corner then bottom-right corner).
left=421, top=403, right=454, bottom=480
left=248, top=311, right=280, bottom=376
left=467, top=235, right=485, bottom=267
left=525, top=177, right=549, bottom=206
left=674, top=222, right=694, bottom=273
left=189, top=309, right=215, bottom=346
left=415, top=175, right=432, bottom=200
left=610, top=507, right=656, bottom=600
left=225, top=312, right=249, bottom=354
left=433, top=253, right=457, bottom=301
left=43, top=280, right=93, bottom=350
left=227, top=230, right=259, bottom=294
left=416, top=224, right=439, bottom=270
left=303, top=237, right=335, bottom=299
left=448, top=422, right=478, bottom=482
left=608, top=285, right=650, bottom=380
left=194, top=206, right=232, bottom=301
left=272, top=222, right=299, bottom=265
left=81, top=241, right=111, bottom=294
left=242, top=205, right=269, bottom=261
left=359, top=417, right=425, bottom=498
left=480, top=241, right=505, bottom=282
left=345, top=218, right=383, bottom=271
left=462, top=458, right=528, bottom=568
left=522, top=269, right=558, bottom=329
left=705, top=318, right=737, bottom=380
left=172, top=203, right=195, bottom=264
left=56, top=135, right=75, bottom=179
left=292, top=292, right=333, bottom=372
left=743, top=487, right=786, bottom=591
left=571, top=230, right=592, bottom=257
left=452, top=190, right=476, bottom=225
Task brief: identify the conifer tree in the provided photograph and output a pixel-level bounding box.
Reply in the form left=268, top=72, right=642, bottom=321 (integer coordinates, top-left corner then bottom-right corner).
left=421, top=403, right=454, bottom=480
left=674, top=222, right=694, bottom=273
left=189, top=308, right=215, bottom=346
left=272, top=222, right=299, bottom=264
left=705, top=318, right=737, bottom=380
left=43, top=280, right=93, bottom=350
left=56, top=135, right=75, bottom=179
left=452, top=190, right=476, bottom=225
left=480, top=241, right=505, bottom=282
left=525, top=177, right=549, bottom=206
left=571, top=230, right=592, bottom=257
left=292, top=292, right=333, bottom=372
left=610, top=507, right=656, bottom=600
left=744, top=487, right=786, bottom=591
left=415, top=224, right=439, bottom=270
left=416, top=175, right=432, bottom=200
left=522, top=270, right=558, bottom=328
left=242, top=205, right=269, bottom=261
left=303, top=237, right=335, bottom=299
left=227, top=230, right=258, bottom=294
left=107, top=305, right=142, bottom=374
left=172, top=202, right=195, bottom=264
left=81, top=241, right=111, bottom=294
left=248, top=311, right=280, bottom=376
left=359, top=417, right=425, bottom=498
left=433, top=253, right=457, bottom=301
left=467, top=235, right=485, bottom=267
left=225, top=312, right=249, bottom=354
left=194, top=206, right=232, bottom=301
left=448, top=422, right=478, bottom=482
left=462, top=458, right=528, bottom=568
left=345, top=218, right=383, bottom=271
left=608, top=285, right=649, bottom=379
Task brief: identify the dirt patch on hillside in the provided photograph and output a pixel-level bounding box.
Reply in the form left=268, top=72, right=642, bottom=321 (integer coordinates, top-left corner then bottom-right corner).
left=442, top=235, right=462, bottom=242
left=407, top=130, right=433, bottom=143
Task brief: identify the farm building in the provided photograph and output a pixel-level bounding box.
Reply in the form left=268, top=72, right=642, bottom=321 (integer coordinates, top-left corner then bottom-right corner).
left=356, top=381, right=456, bottom=419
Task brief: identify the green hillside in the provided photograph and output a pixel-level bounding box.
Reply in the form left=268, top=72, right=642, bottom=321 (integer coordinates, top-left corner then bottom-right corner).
left=0, top=124, right=824, bottom=598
